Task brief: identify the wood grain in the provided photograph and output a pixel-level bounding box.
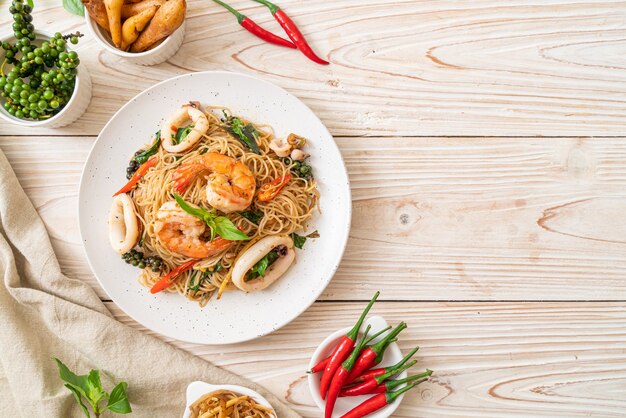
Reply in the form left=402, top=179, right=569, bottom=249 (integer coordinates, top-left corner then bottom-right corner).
left=3, top=136, right=626, bottom=301
left=105, top=301, right=626, bottom=417
left=2, top=0, right=626, bottom=136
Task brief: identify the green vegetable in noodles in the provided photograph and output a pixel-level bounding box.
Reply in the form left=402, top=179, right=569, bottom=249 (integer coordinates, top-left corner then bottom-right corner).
left=174, top=194, right=249, bottom=241
left=240, top=210, right=263, bottom=225
left=245, top=250, right=279, bottom=281
left=225, top=115, right=261, bottom=154
left=174, top=125, right=194, bottom=144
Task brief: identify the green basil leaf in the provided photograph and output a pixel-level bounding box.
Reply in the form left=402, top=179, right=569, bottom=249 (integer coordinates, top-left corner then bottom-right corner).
left=54, top=358, right=90, bottom=398
left=174, top=194, right=212, bottom=221
left=228, top=116, right=260, bottom=154
left=291, top=233, right=307, bottom=249
left=65, top=384, right=91, bottom=418
left=240, top=210, right=263, bottom=225
left=189, top=261, right=223, bottom=290
left=63, top=0, right=84, bottom=16
left=107, top=382, right=132, bottom=414
left=213, top=217, right=249, bottom=241
left=246, top=251, right=279, bottom=281
left=54, top=358, right=93, bottom=416
left=86, top=370, right=108, bottom=409
left=188, top=271, right=203, bottom=291
left=134, top=132, right=161, bottom=165
left=174, top=125, right=194, bottom=144
left=246, top=255, right=269, bottom=281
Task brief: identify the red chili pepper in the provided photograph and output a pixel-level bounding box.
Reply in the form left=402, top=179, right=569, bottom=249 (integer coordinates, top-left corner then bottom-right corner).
left=308, top=355, right=330, bottom=374
left=319, top=291, right=379, bottom=399
left=211, top=0, right=296, bottom=49
left=257, top=173, right=291, bottom=202
left=150, top=260, right=199, bottom=294
left=352, top=346, right=419, bottom=383
left=325, top=325, right=373, bottom=418
left=113, top=156, right=158, bottom=196
left=346, top=321, right=407, bottom=384
left=340, top=367, right=431, bottom=397
left=252, top=0, right=329, bottom=65
left=339, top=381, right=422, bottom=418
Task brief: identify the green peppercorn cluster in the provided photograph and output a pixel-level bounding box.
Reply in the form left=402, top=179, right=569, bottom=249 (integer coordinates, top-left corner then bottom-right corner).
left=122, top=249, right=164, bottom=272
left=282, top=157, right=313, bottom=180
left=0, top=0, right=82, bottom=120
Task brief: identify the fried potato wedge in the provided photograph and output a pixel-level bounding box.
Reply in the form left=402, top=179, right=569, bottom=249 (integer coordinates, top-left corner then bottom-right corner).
left=121, top=0, right=163, bottom=19
left=130, top=0, right=185, bottom=53
left=121, top=6, right=158, bottom=50
left=104, top=0, right=125, bottom=48
left=82, top=0, right=110, bottom=33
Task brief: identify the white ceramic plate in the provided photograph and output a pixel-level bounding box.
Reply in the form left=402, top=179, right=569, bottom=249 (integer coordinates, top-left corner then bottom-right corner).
left=308, top=316, right=408, bottom=418
left=182, top=382, right=275, bottom=417
left=79, top=71, right=351, bottom=344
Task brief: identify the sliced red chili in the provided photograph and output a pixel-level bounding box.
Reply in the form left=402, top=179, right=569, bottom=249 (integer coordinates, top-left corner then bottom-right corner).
left=257, top=173, right=292, bottom=202
left=150, top=260, right=199, bottom=294
left=113, top=156, right=158, bottom=196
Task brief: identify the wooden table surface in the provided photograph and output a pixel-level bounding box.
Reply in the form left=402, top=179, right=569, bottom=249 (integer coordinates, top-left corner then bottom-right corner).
left=2, top=1, right=626, bottom=416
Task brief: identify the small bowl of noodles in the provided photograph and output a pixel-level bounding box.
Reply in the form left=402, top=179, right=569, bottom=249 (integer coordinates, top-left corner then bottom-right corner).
left=183, top=382, right=276, bottom=418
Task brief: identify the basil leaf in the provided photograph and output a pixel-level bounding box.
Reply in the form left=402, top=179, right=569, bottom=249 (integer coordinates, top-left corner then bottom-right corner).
left=213, top=217, right=249, bottom=241
left=107, top=382, right=132, bottom=414
left=63, top=0, right=84, bottom=16
left=188, top=271, right=202, bottom=291
left=134, top=132, right=161, bottom=165
left=54, top=358, right=90, bottom=399
left=174, top=194, right=212, bottom=221
left=174, top=194, right=249, bottom=240
left=227, top=116, right=260, bottom=154
left=174, top=125, right=194, bottom=144
left=291, top=233, right=307, bottom=249
left=307, top=230, right=320, bottom=239
left=65, top=384, right=91, bottom=418
left=188, top=262, right=222, bottom=291
left=240, top=210, right=263, bottom=225
left=246, top=251, right=279, bottom=281
left=86, top=370, right=107, bottom=410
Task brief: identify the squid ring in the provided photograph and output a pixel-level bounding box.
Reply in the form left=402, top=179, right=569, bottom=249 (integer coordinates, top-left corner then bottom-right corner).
left=109, top=193, right=140, bottom=254
left=231, top=235, right=295, bottom=292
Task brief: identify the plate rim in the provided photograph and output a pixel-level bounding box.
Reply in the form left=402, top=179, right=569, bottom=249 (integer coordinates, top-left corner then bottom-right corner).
left=77, top=70, right=352, bottom=344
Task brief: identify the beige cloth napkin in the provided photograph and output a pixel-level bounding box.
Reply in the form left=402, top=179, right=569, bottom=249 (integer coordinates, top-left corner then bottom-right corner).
left=0, top=148, right=301, bottom=417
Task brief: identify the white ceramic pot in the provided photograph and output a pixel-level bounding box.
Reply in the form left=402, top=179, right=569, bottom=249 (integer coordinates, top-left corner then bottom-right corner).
left=84, top=13, right=186, bottom=66
left=308, top=316, right=409, bottom=418
left=0, top=31, right=92, bottom=128
left=182, top=381, right=276, bottom=418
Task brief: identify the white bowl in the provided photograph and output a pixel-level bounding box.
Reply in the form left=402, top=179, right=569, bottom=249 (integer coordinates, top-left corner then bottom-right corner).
left=0, top=31, right=92, bottom=128
left=308, top=316, right=408, bottom=418
left=182, top=381, right=276, bottom=418
left=85, top=13, right=186, bottom=65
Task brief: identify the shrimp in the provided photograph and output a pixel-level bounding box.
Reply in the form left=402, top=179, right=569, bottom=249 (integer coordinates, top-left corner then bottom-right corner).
left=161, top=103, right=210, bottom=153
left=154, top=201, right=233, bottom=259
left=172, top=152, right=256, bottom=213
